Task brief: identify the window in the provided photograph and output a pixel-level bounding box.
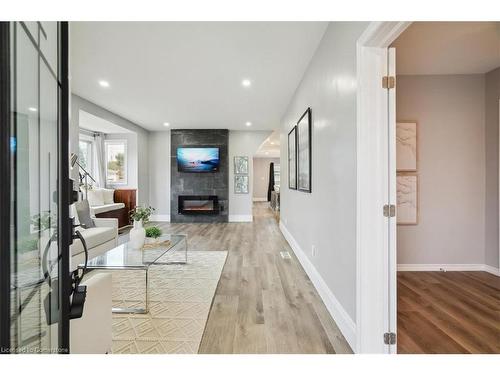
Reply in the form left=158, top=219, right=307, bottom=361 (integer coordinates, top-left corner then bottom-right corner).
left=78, top=138, right=93, bottom=175
left=105, top=140, right=127, bottom=185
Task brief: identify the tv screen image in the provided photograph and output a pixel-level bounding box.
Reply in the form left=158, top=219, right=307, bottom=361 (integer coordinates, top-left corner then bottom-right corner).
left=177, top=147, right=220, bottom=172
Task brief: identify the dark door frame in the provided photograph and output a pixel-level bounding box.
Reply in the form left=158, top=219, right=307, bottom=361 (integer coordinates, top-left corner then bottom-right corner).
left=58, top=21, right=71, bottom=353
left=0, top=21, right=12, bottom=354
left=0, top=21, right=71, bottom=354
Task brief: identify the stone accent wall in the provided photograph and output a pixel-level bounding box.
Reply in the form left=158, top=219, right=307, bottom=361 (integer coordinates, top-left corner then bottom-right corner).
left=170, top=129, right=229, bottom=222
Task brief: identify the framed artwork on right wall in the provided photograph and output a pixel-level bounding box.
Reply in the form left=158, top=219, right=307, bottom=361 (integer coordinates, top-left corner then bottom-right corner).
left=297, top=107, right=312, bottom=192
left=288, top=126, right=297, bottom=190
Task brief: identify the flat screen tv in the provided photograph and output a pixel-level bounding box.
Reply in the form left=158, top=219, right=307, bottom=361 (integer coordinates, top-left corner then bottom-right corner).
left=177, top=147, right=220, bottom=172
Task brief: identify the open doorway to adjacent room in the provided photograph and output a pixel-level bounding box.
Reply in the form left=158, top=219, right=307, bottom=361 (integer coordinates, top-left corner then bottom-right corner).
left=253, top=130, right=281, bottom=220
left=391, top=22, right=500, bottom=353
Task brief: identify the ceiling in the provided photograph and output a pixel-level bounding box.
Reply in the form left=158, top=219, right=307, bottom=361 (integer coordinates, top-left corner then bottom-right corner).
left=392, top=22, right=500, bottom=75
left=70, top=22, right=328, bottom=131
left=79, top=110, right=133, bottom=134
left=255, top=130, right=280, bottom=158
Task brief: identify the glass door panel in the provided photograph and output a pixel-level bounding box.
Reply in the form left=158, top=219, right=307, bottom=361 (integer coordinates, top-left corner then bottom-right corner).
left=9, top=21, right=62, bottom=354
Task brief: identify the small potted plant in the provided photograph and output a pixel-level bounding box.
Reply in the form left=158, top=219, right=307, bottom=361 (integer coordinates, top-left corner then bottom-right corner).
left=145, top=226, right=162, bottom=244
left=129, top=206, right=155, bottom=248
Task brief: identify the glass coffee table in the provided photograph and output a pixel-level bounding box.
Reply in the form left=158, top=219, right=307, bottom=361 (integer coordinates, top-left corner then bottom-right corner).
left=78, top=234, right=187, bottom=314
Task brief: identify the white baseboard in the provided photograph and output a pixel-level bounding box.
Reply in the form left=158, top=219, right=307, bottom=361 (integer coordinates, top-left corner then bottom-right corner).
left=228, top=215, right=253, bottom=222
left=398, top=263, right=500, bottom=276
left=150, top=214, right=170, bottom=222
left=253, top=198, right=267, bottom=202
left=483, top=265, right=500, bottom=276
left=279, top=222, right=356, bottom=351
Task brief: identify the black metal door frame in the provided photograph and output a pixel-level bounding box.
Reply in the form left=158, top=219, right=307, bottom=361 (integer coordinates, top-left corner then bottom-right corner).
left=58, top=21, right=71, bottom=353
left=0, top=21, right=12, bottom=354
left=0, top=21, right=71, bottom=354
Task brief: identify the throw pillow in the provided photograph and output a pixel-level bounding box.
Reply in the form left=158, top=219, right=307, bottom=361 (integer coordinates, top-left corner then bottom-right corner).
left=102, top=188, right=115, bottom=204
left=87, top=188, right=104, bottom=207
left=74, top=200, right=95, bottom=229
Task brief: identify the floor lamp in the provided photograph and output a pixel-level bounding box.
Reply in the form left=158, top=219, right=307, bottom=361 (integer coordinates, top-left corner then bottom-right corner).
left=70, top=153, right=96, bottom=201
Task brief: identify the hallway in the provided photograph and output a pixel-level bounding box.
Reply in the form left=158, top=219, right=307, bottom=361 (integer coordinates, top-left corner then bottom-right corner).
left=154, top=203, right=352, bottom=353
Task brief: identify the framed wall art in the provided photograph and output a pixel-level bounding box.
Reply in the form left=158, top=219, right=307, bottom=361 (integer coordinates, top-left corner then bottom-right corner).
left=234, top=175, right=249, bottom=194
left=288, top=126, right=297, bottom=190
left=397, top=173, right=418, bottom=225
left=396, top=121, right=417, bottom=172
left=234, top=156, right=249, bottom=174
left=297, top=107, right=312, bottom=192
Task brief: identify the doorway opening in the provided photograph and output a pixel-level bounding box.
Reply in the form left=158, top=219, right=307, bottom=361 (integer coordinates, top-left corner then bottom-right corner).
left=253, top=130, right=281, bottom=220
left=356, top=21, right=500, bottom=354
left=391, top=22, right=500, bottom=354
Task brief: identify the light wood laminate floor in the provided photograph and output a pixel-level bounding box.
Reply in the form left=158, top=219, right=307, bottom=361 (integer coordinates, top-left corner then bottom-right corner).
left=398, top=271, right=500, bottom=354
left=153, top=202, right=352, bottom=354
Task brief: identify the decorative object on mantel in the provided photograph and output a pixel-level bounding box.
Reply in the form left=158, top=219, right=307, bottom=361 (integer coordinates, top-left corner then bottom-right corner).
left=297, top=107, right=312, bottom=193
left=234, top=175, right=249, bottom=194
left=288, top=126, right=297, bottom=190
left=396, top=174, right=418, bottom=225
left=145, top=226, right=162, bottom=244
left=396, top=121, right=418, bottom=172
left=234, top=156, right=249, bottom=174
left=129, top=206, right=155, bottom=249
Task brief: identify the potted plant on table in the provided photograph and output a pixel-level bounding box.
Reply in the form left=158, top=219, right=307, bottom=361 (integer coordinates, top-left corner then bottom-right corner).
left=129, top=206, right=155, bottom=248
left=145, top=226, right=162, bottom=244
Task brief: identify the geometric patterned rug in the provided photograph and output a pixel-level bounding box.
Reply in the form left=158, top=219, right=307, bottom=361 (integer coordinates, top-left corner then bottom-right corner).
left=96, top=250, right=227, bottom=354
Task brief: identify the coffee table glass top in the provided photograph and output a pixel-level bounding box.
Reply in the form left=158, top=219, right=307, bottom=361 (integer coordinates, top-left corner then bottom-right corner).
left=80, top=234, right=186, bottom=270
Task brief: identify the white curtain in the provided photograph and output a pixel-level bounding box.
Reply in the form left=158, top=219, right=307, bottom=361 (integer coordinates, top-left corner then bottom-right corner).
left=93, top=133, right=106, bottom=188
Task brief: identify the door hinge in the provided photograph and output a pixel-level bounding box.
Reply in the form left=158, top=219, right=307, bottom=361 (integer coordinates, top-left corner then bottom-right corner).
left=383, top=204, right=396, bottom=217
left=384, top=332, right=397, bottom=345
left=382, top=75, right=396, bottom=89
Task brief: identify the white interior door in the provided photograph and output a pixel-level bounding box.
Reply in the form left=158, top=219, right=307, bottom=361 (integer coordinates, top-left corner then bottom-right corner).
left=356, top=45, right=391, bottom=353
left=387, top=47, right=397, bottom=354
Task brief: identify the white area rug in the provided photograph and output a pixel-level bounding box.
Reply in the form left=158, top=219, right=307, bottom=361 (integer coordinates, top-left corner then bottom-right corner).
left=105, top=250, right=227, bottom=354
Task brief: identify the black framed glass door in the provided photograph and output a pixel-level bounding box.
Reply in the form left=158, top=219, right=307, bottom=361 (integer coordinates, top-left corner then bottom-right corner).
left=0, top=21, right=70, bottom=354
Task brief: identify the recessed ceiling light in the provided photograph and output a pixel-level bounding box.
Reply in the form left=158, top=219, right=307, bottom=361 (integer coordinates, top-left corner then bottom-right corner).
left=163, top=122, right=170, bottom=127
left=245, top=122, right=252, bottom=127
left=270, top=142, right=275, bottom=145
left=28, top=107, right=37, bottom=112
left=241, top=79, right=251, bottom=87
left=265, top=152, right=269, bottom=155
left=98, top=80, right=110, bottom=88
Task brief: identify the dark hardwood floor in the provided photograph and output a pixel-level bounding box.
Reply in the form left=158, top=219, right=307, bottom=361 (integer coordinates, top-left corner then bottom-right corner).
left=152, top=202, right=352, bottom=354
left=397, top=271, right=500, bottom=354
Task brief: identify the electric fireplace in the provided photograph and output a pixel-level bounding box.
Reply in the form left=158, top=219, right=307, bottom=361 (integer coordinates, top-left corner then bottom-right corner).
left=178, top=195, right=219, bottom=215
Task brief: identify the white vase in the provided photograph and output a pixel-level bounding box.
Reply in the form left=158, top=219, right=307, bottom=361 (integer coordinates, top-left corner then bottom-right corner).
left=129, top=219, right=146, bottom=249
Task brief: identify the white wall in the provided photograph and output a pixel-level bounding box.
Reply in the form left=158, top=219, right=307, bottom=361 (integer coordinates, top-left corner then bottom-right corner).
left=280, top=22, right=369, bottom=342
left=485, top=67, right=500, bottom=269
left=70, top=94, right=150, bottom=206
left=104, top=133, right=138, bottom=191
left=253, top=157, right=280, bottom=200
left=229, top=131, right=271, bottom=221
left=148, top=131, right=171, bottom=221
left=396, top=75, right=486, bottom=265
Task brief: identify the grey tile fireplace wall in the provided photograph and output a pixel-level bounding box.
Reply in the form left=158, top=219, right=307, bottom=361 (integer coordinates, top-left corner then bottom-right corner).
left=170, top=129, right=229, bottom=222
